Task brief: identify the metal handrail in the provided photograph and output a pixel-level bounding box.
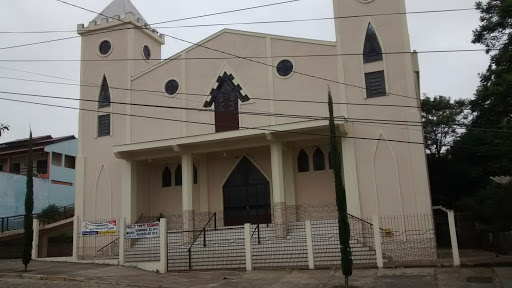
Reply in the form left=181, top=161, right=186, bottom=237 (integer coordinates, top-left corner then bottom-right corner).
left=0, top=203, right=75, bottom=233
left=96, top=213, right=145, bottom=253
left=251, top=224, right=261, bottom=245
left=187, top=212, right=217, bottom=269
left=347, top=212, right=388, bottom=233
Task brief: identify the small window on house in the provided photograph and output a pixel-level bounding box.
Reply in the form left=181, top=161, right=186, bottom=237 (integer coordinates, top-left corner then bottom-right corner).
left=313, top=148, right=326, bottom=171
left=64, top=155, right=76, bottom=169
left=193, top=165, right=198, bottom=184
left=162, top=166, right=172, bottom=187
left=98, top=114, right=111, bottom=137
left=98, top=76, right=111, bottom=108
left=143, top=45, right=151, bottom=60
left=52, top=152, right=63, bottom=166
left=365, top=71, right=386, bottom=98
left=363, top=23, right=383, bottom=63
left=36, top=159, right=48, bottom=175
left=297, top=149, right=309, bottom=173
left=175, top=164, right=182, bottom=186
left=11, top=163, right=20, bottom=174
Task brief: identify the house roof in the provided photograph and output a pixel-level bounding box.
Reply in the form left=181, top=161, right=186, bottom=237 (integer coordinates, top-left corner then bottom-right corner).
left=491, top=176, right=512, bottom=185
left=0, top=135, right=76, bottom=156
left=92, top=0, right=147, bottom=25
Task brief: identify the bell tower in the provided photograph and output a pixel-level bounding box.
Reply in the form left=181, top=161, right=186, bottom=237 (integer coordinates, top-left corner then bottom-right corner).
left=332, top=0, right=431, bottom=217
left=75, top=0, right=165, bottom=221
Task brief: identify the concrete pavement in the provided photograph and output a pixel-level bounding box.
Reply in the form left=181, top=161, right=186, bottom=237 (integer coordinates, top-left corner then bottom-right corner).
left=0, top=259, right=511, bottom=287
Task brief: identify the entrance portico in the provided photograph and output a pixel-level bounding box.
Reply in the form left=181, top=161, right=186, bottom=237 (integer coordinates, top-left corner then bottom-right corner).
left=115, top=120, right=353, bottom=236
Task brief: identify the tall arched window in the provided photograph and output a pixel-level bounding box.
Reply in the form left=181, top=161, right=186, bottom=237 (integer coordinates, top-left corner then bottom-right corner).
left=175, top=164, right=182, bottom=186
left=297, top=149, right=310, bottom=173
left=162, top=166, right=172, bottom=187
left=98, top=75, right=111, bottom=108
left=363, top=23, right=383, bottom=63
left=313, top=148, right=326, bottom=171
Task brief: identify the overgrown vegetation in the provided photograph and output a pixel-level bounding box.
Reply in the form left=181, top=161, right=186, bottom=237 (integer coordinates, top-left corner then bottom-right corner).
left=38, top=204, right=61, bottom=224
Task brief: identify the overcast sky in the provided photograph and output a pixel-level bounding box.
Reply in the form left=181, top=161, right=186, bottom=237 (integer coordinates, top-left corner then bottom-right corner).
left=0, top=0, right=489, bottom=143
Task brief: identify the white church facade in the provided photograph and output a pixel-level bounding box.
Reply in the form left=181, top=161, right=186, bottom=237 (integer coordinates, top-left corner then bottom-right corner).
left=74, top=0, right=432, bottom=235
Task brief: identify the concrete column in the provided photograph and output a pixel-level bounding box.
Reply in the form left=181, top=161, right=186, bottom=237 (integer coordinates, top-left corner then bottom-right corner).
left=119, top=217, right=126, bottom=265
left=122, top=160, right=137, bottom=223
left=448, top=210, right=461, bottom=267
left=72, top=215, right=79, bottom=261
left=159, top=217, right=168, bottom=273
left=244, top=223, right=252, bottom=271
left=270, top=142, right=287, bottom=238
left=283, top=148, right=296, bottom=223
left=372, top=215, right=384, bottom=268
left=305, top=220, right=315, bottom=269
left=182, top=153, right=194, bottom=243
left=32, top=219, right=39, bottom=259
left=199, top=157, right=209, bottom=213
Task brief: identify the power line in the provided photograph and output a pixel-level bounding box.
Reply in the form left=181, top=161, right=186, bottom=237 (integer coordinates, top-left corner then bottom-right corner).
left=54, top=0, right=421, bottom=102
left=0, top=49, right=493, bottom=62
left=0, top=7, right=477, bottom=34
left=1, top=89, right=510, bottom=134
left=1, top=96, right=510, bottom=152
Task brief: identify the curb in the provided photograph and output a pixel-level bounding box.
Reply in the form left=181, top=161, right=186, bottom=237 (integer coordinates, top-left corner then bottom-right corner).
left=0, top=272, right=81, bottom=282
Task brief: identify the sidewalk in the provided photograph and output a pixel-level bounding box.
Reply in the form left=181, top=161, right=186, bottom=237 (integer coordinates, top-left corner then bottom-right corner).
left=0, top=259, right=511, bottom=287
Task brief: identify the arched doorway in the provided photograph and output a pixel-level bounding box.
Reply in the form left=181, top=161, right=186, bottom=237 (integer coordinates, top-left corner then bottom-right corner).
left=223, top=157, right=271, bottom=226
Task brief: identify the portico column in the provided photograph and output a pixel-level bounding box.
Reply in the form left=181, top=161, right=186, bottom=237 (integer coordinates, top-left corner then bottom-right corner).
left=270, top=142, right=287, bottom=238
left=122, top=160, right=137, bottom=223
left=182, top=153, right=194, bottom=242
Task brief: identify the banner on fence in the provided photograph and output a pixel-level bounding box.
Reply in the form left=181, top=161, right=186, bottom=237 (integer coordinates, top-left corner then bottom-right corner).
left=81, top=220, right=117, bottom=236
left=126, top=222, right=160, bottom=239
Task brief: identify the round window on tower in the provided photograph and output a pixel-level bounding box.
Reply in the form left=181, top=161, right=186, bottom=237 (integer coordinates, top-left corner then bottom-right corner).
left=276, top=59, right=294, bottom=78
left=98, top=40, right=112, bottom=56
left=165, top=79, right=179, bottom=96
left=143, top=45, right=151, bottom=60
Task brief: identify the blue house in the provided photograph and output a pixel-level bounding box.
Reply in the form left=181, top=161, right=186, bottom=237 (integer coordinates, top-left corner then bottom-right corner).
left=0, top=135, right=77, bottom=217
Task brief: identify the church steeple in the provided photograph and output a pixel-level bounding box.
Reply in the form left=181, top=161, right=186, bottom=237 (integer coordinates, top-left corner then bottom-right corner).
left=92, top=0, right=148, bottom=25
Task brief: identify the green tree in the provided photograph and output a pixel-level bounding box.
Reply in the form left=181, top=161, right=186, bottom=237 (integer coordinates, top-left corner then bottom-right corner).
left=0, top=124, right=9, bottom=137
left=22, top=130, right=34, bottom=272
left=328, top=88, right=352, bottom=286
left=471, top=0, right=512, bottom=125
left=38, top=204, right=61, bottom=225
left=421, top=95, right=469, bottom=158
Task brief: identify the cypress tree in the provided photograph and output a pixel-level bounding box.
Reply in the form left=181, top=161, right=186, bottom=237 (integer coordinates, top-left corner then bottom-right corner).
left=328, top=88, right=352, bottom=286
left=22, top=130, right=34, bottom=272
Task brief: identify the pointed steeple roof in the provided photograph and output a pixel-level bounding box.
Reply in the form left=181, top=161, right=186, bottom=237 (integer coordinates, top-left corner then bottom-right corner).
left=92, top=0, right=147, bottom=25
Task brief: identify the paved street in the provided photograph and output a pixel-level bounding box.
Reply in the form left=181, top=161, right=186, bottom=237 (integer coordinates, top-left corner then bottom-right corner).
left=0, top=260, right=511, bottom=287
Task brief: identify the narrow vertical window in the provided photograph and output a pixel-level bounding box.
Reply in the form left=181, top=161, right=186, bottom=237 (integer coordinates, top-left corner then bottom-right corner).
left=328, top=151, right=333, bottom=170
left=175, top=164, right=182, bottom=186
left=365, top=71, right=387, bottom=98
left=297, top=149, right=310, bottom=173
left=98, top=76, right=111, bottom=108
left=193, top=165, right=198, bottom=184
left=363, top=23, right=383, bottom=63
left=97, top=114, right=111, bottom=137
left=313, top=148, right=326, bottom=171
left=162, top=166, right=172, bottom=187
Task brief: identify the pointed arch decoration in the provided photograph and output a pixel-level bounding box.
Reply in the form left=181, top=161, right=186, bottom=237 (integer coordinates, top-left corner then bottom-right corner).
left=203, top=72, right=250, bottom=132
left=313, top=147, right=326, bottom=171
left=363, top=23, right=383, bottom=63
left=98, top=75, right=111, bottom=108
left=162, top=166, right=172, bottom=187
left=175, top=164, right=182, bottom=186
left=297, top=149, right=310, bottom=173
left=95, top=164, right=112, bottom=218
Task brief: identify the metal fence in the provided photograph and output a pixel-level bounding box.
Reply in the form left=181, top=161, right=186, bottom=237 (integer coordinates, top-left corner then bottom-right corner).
left=312, top=216, right=376, bottom=269
left=252, top=222, right=309, bottom=269
left=379, top=213, right=438, bottom=267
left=456, top=213, right=512, bottom=265
left=124, top=220, right=160, bottom=263
left=77, top=218, right=119, bottom=261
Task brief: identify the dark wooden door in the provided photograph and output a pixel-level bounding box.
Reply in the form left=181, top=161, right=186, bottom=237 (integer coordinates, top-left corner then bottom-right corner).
left=223, top=157, right=271, bottom=226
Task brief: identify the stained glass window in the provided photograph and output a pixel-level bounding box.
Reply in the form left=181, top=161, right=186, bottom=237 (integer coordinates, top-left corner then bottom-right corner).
left=99, top=76, right=111, bottom=108
left=363, top=23, right=383, bottom=63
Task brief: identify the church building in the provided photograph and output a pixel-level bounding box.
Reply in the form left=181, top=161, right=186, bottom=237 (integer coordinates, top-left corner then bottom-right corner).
left=75, top=0, right=432, bottom=234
